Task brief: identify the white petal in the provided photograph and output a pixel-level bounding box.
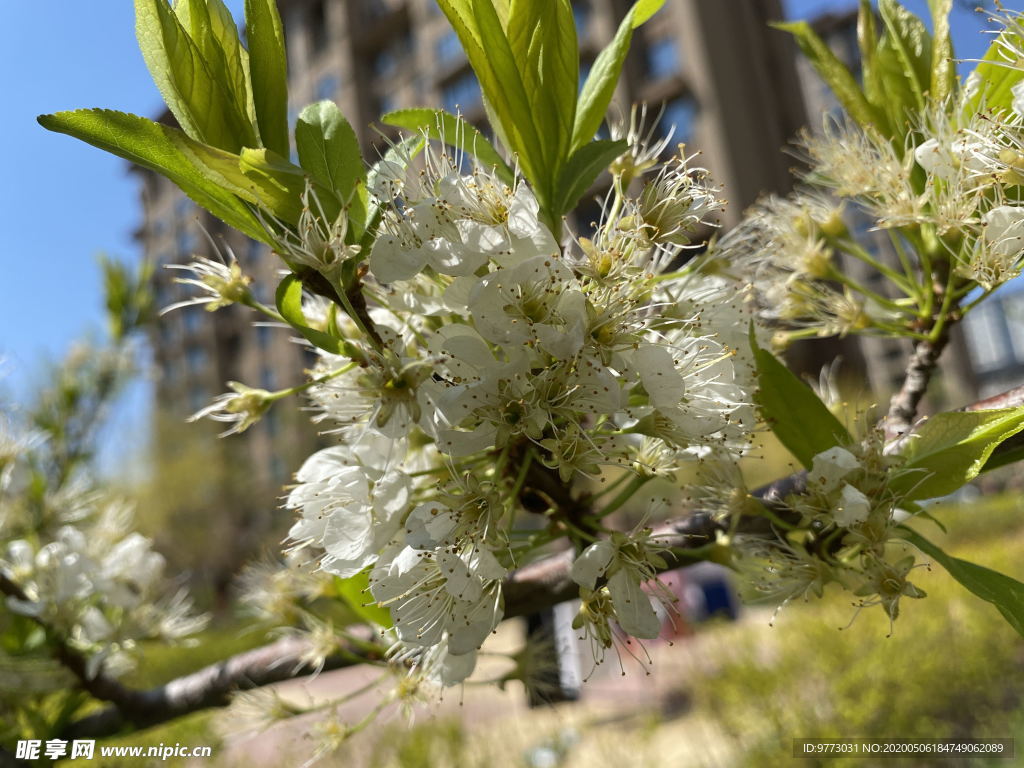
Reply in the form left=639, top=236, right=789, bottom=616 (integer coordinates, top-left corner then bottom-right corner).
left=369, top=232, right=429, bottom=283
left=404, top=503, right=458, bottom=549
left=570, top=540, right=616, bottom=590
left=809, top=446, right=859, bottom=494
left=439, top=649, right=478, bottom=685
left=322, top=506, right=374, bottom=561
left=636, top=345, right=686, bottom=409
left=608, top=569, right=661, bottom=639
left=438, top=552, right=483, bottom=603
left=835, top=483, right=872, bottom=527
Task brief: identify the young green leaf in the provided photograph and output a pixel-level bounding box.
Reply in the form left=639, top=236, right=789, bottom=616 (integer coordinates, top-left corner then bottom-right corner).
left=750, top=330, right=852, bottom=468
left=556, top=139, right=628, bottom=216
left=963, top=21, right=1024, bottom=116
left=773, top=20, right=881, bottom=133
left=470, top=0, right=545, bottom=177
left=435, top=0, right=543, bottom=192
left=900, top=527, right=1024, bottom=637
left=335, top=571, right=393, bottom=629
left=238, top=148, right=312, bottom=224
left=38, top=109, right=268, bottom=243
left=245, top=0, right=290, bottom=158
left=135, top=0, right=257, bottom=152
left=856, top=0, right=877, bottom=98
left=877, top=0, right=931, bottom=113
left=174, top=0, right=256, bottom=131
left=573, top=0, right=665, bottom=153
left=508, top=0, right=579, bottom=182
left=294, top=101, right=368, bottom=233
left=381, top=108, right=514, bottom=185
left=275, top=274, right=349, bottom=356
left=864, top=32, right=914, bottom=139
left=927, top=0, right=956, bottom=103
left=890, top=408, right=1024, bottom=500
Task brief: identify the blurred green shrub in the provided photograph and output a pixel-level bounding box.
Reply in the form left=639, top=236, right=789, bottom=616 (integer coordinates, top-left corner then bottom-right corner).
left=695, top=497, right=1024, bottom=768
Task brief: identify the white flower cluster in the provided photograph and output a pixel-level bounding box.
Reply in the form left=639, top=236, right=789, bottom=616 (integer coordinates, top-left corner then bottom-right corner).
left=282, top=141, right=755, bottom=681
left=714, top=82, right=1024, bottom=342
left=733, top=436, right=925, bottom=627
left=1, top=503, right=207, bottom=676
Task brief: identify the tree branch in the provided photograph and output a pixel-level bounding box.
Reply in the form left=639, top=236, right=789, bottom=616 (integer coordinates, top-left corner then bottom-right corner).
left=45, top=383, right=1024, bottom=740
left=884, top=329, right=951, bottom=440
left=59, top=630, right=379, bottom=739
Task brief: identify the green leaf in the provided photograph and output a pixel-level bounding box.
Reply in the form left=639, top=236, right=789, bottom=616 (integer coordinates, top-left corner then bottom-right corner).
left=877, top=0, right=931, bottom=113
left=245, top=0, right=290, bottom=157
left=573, top=0, right=665, bottom=153
left=865, top=33, right=913, bottom=139
left=174, top=0, right=256, bottom=129
left=381, top=108, right=514, bottom=185
left=773, top=20, right=881, bottom=133
left=135, top=0, right=256, bottom=151
left=436, top=0, right=543, bottom=191
left=890, top=408, right=1024, bottom=500
left=335, top=571, right=393, bottom=628
left=238, top=147, right=310, bottom=224
left=750, top=329, right=851, bottom=468
left=900, top=527, right=1024, bottom=637
left=170, top=136, right=298, bottom=221
left=556, top=139, right=627, bottom=216
left=508, top=0, right=579, bottom=184
left=471, top=0, right=545, bottom=178
left=928, top=0, right=956, bottom=103
left=38, top=109, right=268, bottom=243
left=964, top=21, right=1024, bottom=116
left=275, top=273, right=349, bottom=356
left=856, top=0, right=878, bottom=99
left=294, top=101, right=367, bottom=233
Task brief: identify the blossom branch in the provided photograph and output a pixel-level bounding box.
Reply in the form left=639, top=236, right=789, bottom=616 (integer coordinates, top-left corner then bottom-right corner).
left=884, top=330, right=952, bottom=440
left=49, top=384, right=1024, bottom=741
left=59, top=630, right=380, bottom=740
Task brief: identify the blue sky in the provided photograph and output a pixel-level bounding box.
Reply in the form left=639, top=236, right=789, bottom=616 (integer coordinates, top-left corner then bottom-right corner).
left=0, top=0, right=1018, bottom=471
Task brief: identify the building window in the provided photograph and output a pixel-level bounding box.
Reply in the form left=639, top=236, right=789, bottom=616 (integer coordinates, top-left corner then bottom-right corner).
left=436, top=30, right=463, bottom=67
left=658, top=95, right=698, bottom=145
left=270, top=455, right=288, bottom=485
left=373, top=49, right=397, bottom=79
left=186, top=344, right=207, bottom=373
left=573, top=1, right=590, bottom=34
left=188, top=386, right=206, bottom=413
left=309, top=1, right=329, bottom=56
left=964, top=300, right=1010, bottom=373
left=1006, top=292, right=1024, bottom=363
left=176, top=227, right=198, bottom=256
left=251, top=279, right=271, bottom=305
left=260, top=365, right=277, bottom=392
left=174, top=196, right=193, bottom=221
left=579, top=58, right=593, bottom=92
left=257, top=324, right=271, bottom=350
left=314, top=74, right=339, bottom=102
left=646, top=37, right=681, bottom=80
left=378, top=93, right=398, bottom=116
left=441, top=71, right=481, bottom=113
left=245, top=239, right=263, bottom=267
left=183, top=307, right=203, bottom=334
